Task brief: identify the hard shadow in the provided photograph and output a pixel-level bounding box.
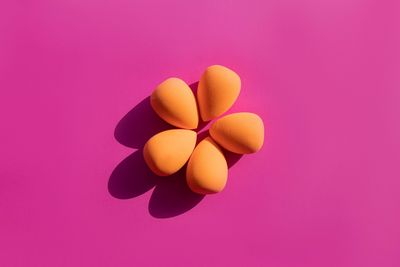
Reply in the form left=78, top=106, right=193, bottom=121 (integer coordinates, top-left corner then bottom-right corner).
left=189, top=81, right=199, bottom=95
left=109, top=94, right=206, bottom=218
left=196, top=129, right=210, bottom=144
left=109, top=91, right=244, bottom=218
left=225, top=151, right=243, bottom=168
left=114, top=96, right=172, bottom=149
left=189, top=82, right=209, bottom=131
left=148, top=168, right=205, bottom=218
left=108, top=150, right=157, bottom=199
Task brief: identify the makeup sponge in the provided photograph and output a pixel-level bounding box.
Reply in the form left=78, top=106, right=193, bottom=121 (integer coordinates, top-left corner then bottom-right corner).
left=210, top=112, right=264, bottom=154
left=151, top=77, right=199, bottom=129
left=197, top=65, right=241, bottom=121
left=186, top=137, right=228, bottom=194
left=143, top=129, right=197, bottom=176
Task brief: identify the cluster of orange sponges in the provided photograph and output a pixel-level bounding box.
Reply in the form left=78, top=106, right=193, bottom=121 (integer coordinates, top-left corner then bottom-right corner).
left=143, top=65, right=264, bottom=195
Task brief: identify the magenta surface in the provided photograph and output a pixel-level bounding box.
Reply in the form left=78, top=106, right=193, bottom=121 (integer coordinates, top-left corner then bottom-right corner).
left=1, top=0, right=400, bottom=266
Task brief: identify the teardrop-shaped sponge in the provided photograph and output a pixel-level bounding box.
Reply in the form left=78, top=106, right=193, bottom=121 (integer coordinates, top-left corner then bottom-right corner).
left=197, top=65, right=241, bottom=121
left=186, top=137, right=228, bottom=194
left=151, top=77, right=199, bottom=129
left=144, top=129, right=197, bottom=176
left=210, top=112, right=264, bottom=154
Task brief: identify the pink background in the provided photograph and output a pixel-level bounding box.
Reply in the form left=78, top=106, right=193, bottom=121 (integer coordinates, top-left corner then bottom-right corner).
left=1, top=0, right=400, bottom=266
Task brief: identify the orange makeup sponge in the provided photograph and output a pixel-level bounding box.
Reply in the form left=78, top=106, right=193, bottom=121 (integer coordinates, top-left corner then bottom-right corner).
left=186, top=137, right=228, bottom=194
left=143, top=129, right=197, bottom=176
left=197, top=65, right=241, bottom=121
left=151, top=77, right=199, bottom=129
left=210, top=112, right=264, bottom=154
left=138, top=65, right=264, bottom=196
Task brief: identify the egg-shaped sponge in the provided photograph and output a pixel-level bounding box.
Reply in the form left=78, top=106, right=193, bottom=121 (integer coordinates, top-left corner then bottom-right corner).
left=197, top=65, right=241, bottom=121
left=210, top=112, right=264, bottom=154
left=151, top=77, right=199, bottom=129
left=144, top=129, right=197, bottom=176
left=186, top=137, right=228, bottom=194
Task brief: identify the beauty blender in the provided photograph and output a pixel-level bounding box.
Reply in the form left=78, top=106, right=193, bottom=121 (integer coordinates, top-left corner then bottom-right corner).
left=151, top=77, right=199, bottom=129
left=186, top=137, right=228, bottom=194
left=143, top=129, right=197, bottom=176
left=197, top=65, right=241, bottom=121
left=210, top=112, right=264, bottom=154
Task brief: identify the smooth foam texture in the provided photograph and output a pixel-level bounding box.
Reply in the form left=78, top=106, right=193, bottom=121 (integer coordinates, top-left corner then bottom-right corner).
left=143, top=129, right=197, bottom=176
left=151, top=77, right=199, bottom=129
left=186, top=137, right=228, bottom=194
left=197, top=65, right=241, bottom=121
left=210, top=112, right=264, bottom=154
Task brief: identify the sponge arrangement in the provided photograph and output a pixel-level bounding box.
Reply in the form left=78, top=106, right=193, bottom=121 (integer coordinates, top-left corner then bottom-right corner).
left=143, top=65, right=264, bottom=195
